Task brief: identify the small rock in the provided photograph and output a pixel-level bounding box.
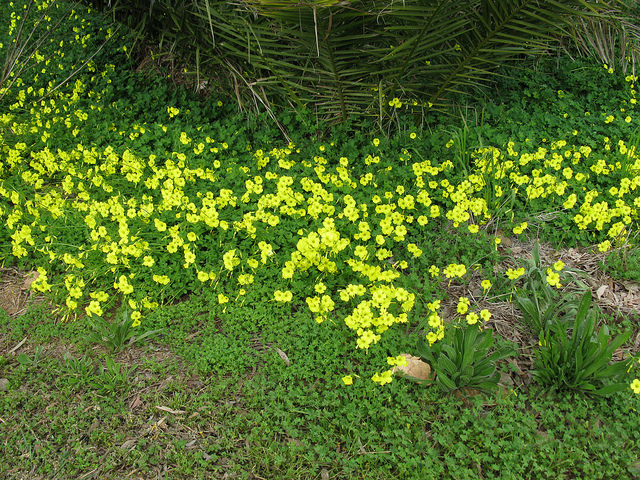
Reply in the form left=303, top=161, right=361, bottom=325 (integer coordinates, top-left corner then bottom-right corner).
left=392, top=354, right=434, bottom=382
left=0, top=378, right=9, bottom=392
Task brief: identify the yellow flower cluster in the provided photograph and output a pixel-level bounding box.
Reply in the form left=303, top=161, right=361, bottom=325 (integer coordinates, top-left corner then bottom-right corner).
left=305, top=294, right=336, bottom=323
left=443, top=263, right=467, bottom=279
left=274, top=289, right=293, bottom=302
left=2, top=5, right=639, bottom=385
left=545, top=260, right=565, bottom=288
left=506, top=267, right=525, bottom=280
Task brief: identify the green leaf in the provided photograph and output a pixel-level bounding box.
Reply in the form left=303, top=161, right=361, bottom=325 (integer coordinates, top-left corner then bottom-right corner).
left=472, top=362, right=496, bottom=380
left=437, top=354, right=459, bottom=377
left=473, top=329, right=494, bottom=356
left=16, top=353, right=31, bottom=366
left=436, top=370, right=457, bottom=391
left=460, top=326, right=478, bottom=371
left=485, top=344, right=515, bottom=364
left=441, top=343, right=459, bottom=364
left=473, top=376, right=500, bottom=393
left=593, top=382, right=628, bottom=396
left=575, top=289, right=593, bottom=324
left=416, top=337, right=431, bottom=360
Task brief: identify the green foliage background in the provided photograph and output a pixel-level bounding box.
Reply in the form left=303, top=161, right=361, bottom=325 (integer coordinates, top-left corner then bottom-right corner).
left=84, top=0, right=629, bottom=128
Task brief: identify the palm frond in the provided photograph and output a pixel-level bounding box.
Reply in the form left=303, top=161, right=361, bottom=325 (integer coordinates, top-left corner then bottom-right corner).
left=96, top=0, right=615, bottom=129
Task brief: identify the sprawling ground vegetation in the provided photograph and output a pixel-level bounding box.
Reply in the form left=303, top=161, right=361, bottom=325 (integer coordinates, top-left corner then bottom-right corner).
left=1, top=1, right=639, bottom=478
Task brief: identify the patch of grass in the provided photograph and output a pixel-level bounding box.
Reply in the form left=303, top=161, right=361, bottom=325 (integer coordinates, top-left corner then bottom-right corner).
left=602, top=245, right=640, bottom=283
left=2, top=310, right=640, bottom=479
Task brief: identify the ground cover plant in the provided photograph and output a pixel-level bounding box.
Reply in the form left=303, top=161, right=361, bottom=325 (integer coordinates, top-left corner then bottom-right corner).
left=1, top=0, right=640, bottom=478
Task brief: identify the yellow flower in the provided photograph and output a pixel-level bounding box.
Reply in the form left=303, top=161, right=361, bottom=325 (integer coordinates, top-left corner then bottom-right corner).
left=152, top=274, right=170, bottom=285
left=373, top=138, right=380, bottom=147
left=237, top=274, right=254, bottom=285
left=154, top=218, right=167, bottom=232
left=387, top=355, right=408, bottom=367
left=598, top=240, right=611, bottom=252
left=223, top=249, right=240, bottom=271
left=466, top=312, right=479, bottom=325
left=114, top=275, right=134, bottom=294
left=388, top=97, right=402, bottom=108
left=274, top=290, right=293, bottom=302
left=354, top=245, right=369, bottom=260
left=197, top=271, right=209, bottom=282
left=546, top=268, right=561, bottom=288
left=456, top=297, right=470, bottom=314
left=342, top=375, right=353, bottom=386
left=407, top=243, right=422, bottom=258
left=506, top=267, right=525, bottom=280
left=481, top=279, right=492, bottom=291
left=443, top=263, right=466, bottom=279
left=428, top=265, right=440, bottom=277
left=85, top=300, right=103, bottom=318
left=512, top=222, right=528, bottom=235
left=631, top=378, right=640, bottom=394
left=372, top=369, right=394, bottom=385
left=68, top=286, right=83, bottom=298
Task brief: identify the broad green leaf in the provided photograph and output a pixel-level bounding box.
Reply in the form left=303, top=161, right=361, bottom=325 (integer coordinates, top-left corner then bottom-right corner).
left=437, top=354, right=459, bottom=377
left=460, top=326, right=478, bottom=371
left=593, top=383, right=628, bottom=396
left=436, top=371, right=457, bottom=391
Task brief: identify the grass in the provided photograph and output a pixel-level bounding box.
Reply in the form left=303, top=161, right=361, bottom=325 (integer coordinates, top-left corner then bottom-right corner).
left=602, top=244, right=640, bottom=283
left=1, top=0, right=640, bottom=478
left=2, top=300, right=640, bottom=480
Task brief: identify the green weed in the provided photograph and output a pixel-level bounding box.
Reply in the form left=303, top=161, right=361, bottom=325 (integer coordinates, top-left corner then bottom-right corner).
left=533, top=290, right=632, bottom=396
left=87, top=308, right=163, bottom=353
left=417, top=322, right=515, bottom=394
